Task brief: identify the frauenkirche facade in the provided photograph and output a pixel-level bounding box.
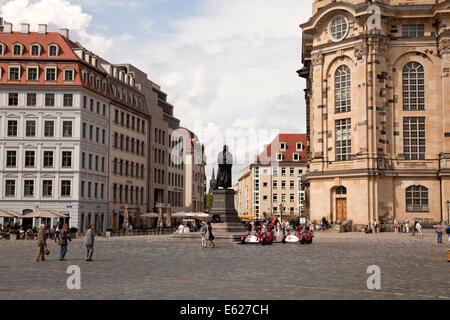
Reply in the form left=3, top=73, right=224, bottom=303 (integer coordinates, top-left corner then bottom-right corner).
left=299, top=0, right=450, bottom=229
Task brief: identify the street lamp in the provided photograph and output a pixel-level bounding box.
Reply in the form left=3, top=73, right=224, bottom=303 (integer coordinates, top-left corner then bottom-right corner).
left=279, top=203, right=284, bottom=222
left=446, top=200, right=450, bottom=224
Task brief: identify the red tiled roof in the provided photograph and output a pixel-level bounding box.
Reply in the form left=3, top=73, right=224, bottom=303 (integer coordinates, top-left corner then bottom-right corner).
left=257, top=133, right=307, bottom=164
left=0, top=32, right=80, bottom=60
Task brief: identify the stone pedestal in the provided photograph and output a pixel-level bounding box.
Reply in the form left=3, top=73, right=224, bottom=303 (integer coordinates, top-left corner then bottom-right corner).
left=209, top=189, right=246, bottom=240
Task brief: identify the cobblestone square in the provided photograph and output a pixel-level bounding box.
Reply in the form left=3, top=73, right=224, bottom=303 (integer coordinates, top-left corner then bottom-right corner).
left=0, top=231, right=448, bottom=300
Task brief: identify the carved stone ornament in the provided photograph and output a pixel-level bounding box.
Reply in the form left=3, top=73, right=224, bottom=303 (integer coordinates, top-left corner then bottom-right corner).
left=439, top=39, right=450, bottom=61
left=311, top=53, right=324, bottom=66
left=354, top=43, right=368, bottom=60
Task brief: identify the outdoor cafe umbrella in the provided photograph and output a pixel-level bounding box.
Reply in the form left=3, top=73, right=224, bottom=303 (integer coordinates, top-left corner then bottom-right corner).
left=0, top=210, right=17, bottom=218
left=172, top=211, right=188, bottom=218
left=23, top=209, right=61, bottom=219
left=141, top=213, right=159, bottom=218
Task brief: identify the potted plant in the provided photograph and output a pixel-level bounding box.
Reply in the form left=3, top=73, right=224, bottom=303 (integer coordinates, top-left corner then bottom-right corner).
left=9, top=229, right=19, bottom=240
left=105, top=228, right=113, bottom=237
left=69, top=227, right=78, bottom=239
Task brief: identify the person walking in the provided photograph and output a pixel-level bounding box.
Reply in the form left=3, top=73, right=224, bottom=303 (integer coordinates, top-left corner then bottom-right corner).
left=36, top=225, right=47, bottom=262
left=373, top=219, right=378, bottom=234
left=394, top=219, right=399, bottom=233
left=54, top=224, right=60, bottom=242
left=412, top=220, right=418, bottom=236
left=206, top=221, right=215, bottom=248
left=201, top=222, right=207, bottom=248
left=59, top=224, right=71, bottom=261
left=416, top=221, right=423, bottom=236
left=85, top=224, right=95, bottom=261
left=433, top=222, right=443, bottom=244
left=405, top=218, right=410, bottom=233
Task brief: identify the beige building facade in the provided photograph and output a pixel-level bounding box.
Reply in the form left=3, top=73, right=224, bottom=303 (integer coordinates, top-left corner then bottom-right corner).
left=180, top=127, right=206, bottom=213
left=238, top=134, right=308, bottom=220
left=299, top=0, right=450, bottom=228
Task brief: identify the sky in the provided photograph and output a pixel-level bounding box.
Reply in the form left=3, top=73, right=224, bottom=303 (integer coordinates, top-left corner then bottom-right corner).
left=0, top=0, right=314, bottom=185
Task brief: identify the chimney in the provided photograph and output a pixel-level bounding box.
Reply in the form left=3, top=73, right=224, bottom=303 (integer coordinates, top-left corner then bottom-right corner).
left=3, top=22, right=12, bottom=34
left=21, top=23, right=30, bottom=34
left=60, top=28, right=69, bottom=39
left=38, top=24, right=47, bottom=35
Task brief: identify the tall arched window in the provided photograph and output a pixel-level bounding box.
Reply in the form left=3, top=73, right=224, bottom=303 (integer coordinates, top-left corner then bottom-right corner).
left=335, top=65, right=351, bottom=113
left=406, top=185, right=428, bottom=212
left=402, top=62, right=425, bottom=111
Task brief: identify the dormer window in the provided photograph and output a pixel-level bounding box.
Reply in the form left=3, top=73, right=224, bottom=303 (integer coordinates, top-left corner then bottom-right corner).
left=30, top=44, right=40, bottom=56
left=280, top=142, right=287, bottom=151
left=276, top=153, right=283, bottom=161
left=48, top=44, right=58, bottom=57
left=13, top=44, right=22, bottom=56
left=296, top=142, right=303, bottom=151
left=64, top=69, right=74, bottom=81
left=293, top=153, right=300, bottom=161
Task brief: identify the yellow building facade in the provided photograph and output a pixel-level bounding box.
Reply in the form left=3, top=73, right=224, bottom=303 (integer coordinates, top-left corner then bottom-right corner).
left=299, top=0, right=450, bottom=229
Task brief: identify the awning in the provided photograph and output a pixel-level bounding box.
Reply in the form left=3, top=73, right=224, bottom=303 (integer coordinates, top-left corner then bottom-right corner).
left=141, top=213, right=159, bottom=218
left=0, top=210, right=16, bottom=218
left=23, top=210, right=65, bottom=219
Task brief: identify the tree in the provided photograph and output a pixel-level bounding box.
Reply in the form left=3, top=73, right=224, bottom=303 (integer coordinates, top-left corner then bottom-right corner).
left=206, top=194, right=214, bottom=212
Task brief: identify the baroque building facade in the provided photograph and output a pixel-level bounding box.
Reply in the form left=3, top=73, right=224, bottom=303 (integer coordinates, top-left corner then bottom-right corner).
left=299, top=0, right=450, bottom=228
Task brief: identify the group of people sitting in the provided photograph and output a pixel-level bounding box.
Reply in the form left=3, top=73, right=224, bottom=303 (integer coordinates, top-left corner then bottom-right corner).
left=177, top=223, right=193, bottom=234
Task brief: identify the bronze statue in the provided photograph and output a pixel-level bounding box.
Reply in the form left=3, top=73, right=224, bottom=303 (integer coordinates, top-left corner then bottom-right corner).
left=216, top=145, right=233, bottom=190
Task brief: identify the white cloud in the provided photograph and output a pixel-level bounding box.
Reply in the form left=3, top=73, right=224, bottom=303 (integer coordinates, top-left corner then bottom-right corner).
left=0, top=0, right=115, bottom=56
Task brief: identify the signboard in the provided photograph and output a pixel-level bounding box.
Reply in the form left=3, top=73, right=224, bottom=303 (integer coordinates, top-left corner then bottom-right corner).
left=300, top=218, right=306, bottom=224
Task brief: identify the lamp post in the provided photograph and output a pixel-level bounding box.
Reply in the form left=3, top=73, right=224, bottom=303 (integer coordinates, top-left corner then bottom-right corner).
left=446, top=200, right=450, bottom=224
left=279, top=203, right=284, bottom=223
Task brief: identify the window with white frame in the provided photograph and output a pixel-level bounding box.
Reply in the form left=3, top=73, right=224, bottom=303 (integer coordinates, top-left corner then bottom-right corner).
left=293, top=153, right=300, bottom=161
left=403, top=117, right=425, bottom=160
left=13, top=44, right=22, bottom=56
left=402, top=62, right=425, bottom=111
left=9, top=66, right=20, bottom=80
left=61, top=180, right=71, bottom=197
left=8, top=93, right=18, bottom=106
left=329, top=15, right=348, bottom=41
left=335, top=65, right=351, bottom=113
left=64, top=69, right=74, bottom=81
left=27, top=67, right=38, bottom=81
left=406, top=185, right=428, bottom=212
left=45, top=67, right=56, bottom=81
left=281, top=167, right=286, bottom=176
left=273, top=194, right=278, bottom=203
left=24, top=180, right=34, bottom=196
left=42, top=180, right=53, bottom=197
left=280, top=142, right=287, bottom=151
left=336, top=118, right=352, bottom=161
left=5, top=180, right=16, bottom=197
left=48, top=45, right=58, bottom=57
left=296, top=142, right=303, bottom=151
left=30, top=44, right=40, bottom=56
left=27, top=93, right=36, bottom=107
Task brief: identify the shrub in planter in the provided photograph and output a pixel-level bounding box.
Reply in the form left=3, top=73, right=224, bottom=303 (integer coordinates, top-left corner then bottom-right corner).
left=69, top=227, right=78, bottom=238
left=9, top=229, right=19, bottom=240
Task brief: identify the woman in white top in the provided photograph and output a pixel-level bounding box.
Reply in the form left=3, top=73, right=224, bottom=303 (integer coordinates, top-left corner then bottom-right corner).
left=178, top=224, right=185, bottom=234
left=416, top=221, right=422, bottom=236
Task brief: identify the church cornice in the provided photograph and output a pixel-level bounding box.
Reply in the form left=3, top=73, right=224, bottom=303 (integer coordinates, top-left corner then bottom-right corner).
left=301, top=0, right=449, bottom=34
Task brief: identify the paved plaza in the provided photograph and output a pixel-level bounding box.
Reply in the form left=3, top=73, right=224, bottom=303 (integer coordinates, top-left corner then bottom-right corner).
left=0, top=231, right=448, bottom=300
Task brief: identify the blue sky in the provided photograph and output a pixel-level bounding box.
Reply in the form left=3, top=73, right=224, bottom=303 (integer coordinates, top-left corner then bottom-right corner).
left=0, top=0, right=314, bottom=183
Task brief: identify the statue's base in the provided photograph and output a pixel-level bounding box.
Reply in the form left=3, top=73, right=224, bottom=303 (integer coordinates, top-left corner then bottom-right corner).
left=209, top=188, right=246, bottom=241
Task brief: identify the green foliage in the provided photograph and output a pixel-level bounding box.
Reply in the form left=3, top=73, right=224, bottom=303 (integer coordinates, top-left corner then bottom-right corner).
left=206, top=193, right=214, bottom=212
left=9, top=229, right=19, bottom=234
